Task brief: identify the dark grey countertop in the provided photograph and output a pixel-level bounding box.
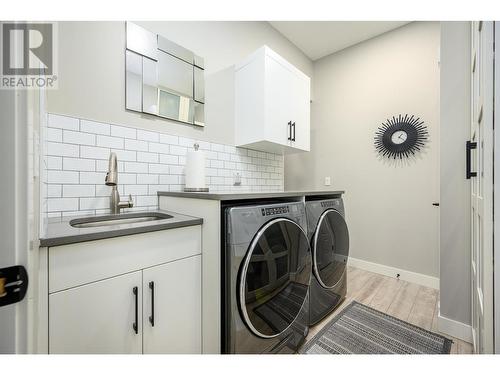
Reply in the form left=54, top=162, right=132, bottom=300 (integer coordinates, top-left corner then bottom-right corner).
left=157, top=190, right=344, bottom=201
left=39, top=209, right=203, bottom=247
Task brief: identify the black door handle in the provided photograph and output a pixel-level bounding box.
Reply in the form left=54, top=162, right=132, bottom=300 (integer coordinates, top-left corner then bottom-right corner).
left=287, top=121, right=292, bottom=141
left=0, top=265, right=28, bottom=307
left=466, top=141, right=477, bottom=179
left=432, top=203, right=440, bottom=207
left=149, top=281, right=155, bottom=327
left=132, top=286, right=138, bottom=334
left=292, top=122, right=296, bottom=142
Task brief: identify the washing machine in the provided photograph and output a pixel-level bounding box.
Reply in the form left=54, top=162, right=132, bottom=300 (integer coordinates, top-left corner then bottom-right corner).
left=306, top=197, right=350, bottom=326
left=223, top=201, right=312, bottom=353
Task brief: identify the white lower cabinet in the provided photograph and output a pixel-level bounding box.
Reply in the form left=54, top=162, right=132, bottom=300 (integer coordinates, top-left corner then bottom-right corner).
left=49, top=271, right=143, bottom=354
left=45, top=226, right=202, bottom=354
left=143, top=255, right=202, bottom=354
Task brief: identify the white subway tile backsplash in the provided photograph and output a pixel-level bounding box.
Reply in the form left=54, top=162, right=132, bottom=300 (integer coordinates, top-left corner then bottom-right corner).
left=138, top=151, right=159, bottom=164
left=80, top=197, right=110, bottom=210
left=120, top=173, right=137, bottom=185
left=80, top=145, right=110, bottom=160
left=111, top=149, right=137, bottom=162
left=149, top=142, right=170, bottom=155
left=211, top=143, right=225, bottom=152
left=62, top=210, right=95, bottom=217
left=97, top=135, right=124, bottom=149
left=206, top=168, right=218, bottom=177
left=169, top=145, right=187, bottom=156
left=63, top=157, right=95, bottom=171
left=204, top=150, right=218, bottom=160
left=80, top=171, right=107, bottom=184
left=210, top=160, right=224, bottom=168
left=47, top=128, right=62, bottom=142
left=48, top=197, right=79, bottom=212
left=124, top=185, right=149, bottom=196
left=48, top=170, right=79, bottom=184
left=148, top=185, right=170, bottom=195
left=168, top=165, right=184, bottom=175
left=137, top=129, right=159, bottom=142
left=159, top=134, right=179, bottom=145
left=48, top=142, right=79, bottom=157
left=63, top=130, right=95, bottom=146
left=111, top=125, right=137, bottom=139
left=124, top=162, right=148, bottom=173
left=159, top=175, right=179, bottom=184
left=159, top=154, right=178, bottom=165
left=149, top=163, right=169, bottom=174
left=224, top=145, right=236, bottom=154
left=80, top=120, right=110, bottom=135
left=43, top=113, right=284, bottom=217
left=135, top=195, right=158, bottom=207
left=47, top=156, right=62, bottom=170
left=137, top=174, right=159, bottom=184
left=48, top=114, right=79, bottom=131
left=124, top=139, right=148, bottom=152
left=224, top=161, right=236, bottom=170
left=211, top=176, right=225, bottom=185
left=218, top=169, right=231, bottom=177
left=95, top=185, right=113, bottom=197
left=47, top=185, right=62, bottom=197
left=63, top=185, right=95, bottom=197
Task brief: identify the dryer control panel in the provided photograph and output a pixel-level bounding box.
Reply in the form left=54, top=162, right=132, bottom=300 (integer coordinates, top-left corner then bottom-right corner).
left=261, top=205, right=290, bottom=216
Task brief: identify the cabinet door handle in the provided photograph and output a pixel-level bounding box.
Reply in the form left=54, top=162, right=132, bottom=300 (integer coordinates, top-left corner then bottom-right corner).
left=466, top=141, right=477, bottom=179
left=292, top=122, right=296, bottom=142
left=132, top=286, right=138, bottom=334
left=148, top=281, right=155, bottom=327
left=287, top=121, right=292, bottom=141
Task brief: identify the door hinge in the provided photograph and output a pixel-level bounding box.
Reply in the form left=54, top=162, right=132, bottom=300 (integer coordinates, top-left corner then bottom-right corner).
left=0, top=266, right=29, bottom=307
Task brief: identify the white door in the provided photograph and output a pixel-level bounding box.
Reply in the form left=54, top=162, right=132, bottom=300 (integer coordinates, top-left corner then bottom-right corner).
left=495, top=21, right=500, bottom=354
left=265, top=55, right=295, bottom=146
left=470, top=20, right=494, bottom=354
left=0, top=81, right=30, bottom=354
left=142, top=255, right=202, bottom=354
left=49, top=271, right=143, bottom=354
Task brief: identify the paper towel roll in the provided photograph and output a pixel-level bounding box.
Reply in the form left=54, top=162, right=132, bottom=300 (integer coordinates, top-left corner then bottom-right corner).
left=184, top=143, right=208, bottom=192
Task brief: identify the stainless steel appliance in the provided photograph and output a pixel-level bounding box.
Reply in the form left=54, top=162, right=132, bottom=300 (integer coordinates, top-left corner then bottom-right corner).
left=305, top=198, right=349, bottom=325
left=223, top=201, right=311, bottom=353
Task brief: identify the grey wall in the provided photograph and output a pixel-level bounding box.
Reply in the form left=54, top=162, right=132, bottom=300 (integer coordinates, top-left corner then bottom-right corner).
left=47, top=21, right=312, bottom=146
left=285, top=22, right=441, bottom=278
left=439, top=22, right=471, bottom=325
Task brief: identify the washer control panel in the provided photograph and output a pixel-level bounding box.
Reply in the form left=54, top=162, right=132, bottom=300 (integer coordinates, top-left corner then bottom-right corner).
left=261, top=205, right=290, bottom=216
left=320, top=200, right=339, bottom=208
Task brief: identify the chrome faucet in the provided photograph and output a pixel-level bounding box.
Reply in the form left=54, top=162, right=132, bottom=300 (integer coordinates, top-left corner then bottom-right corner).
left=105, top=152, right=134, bottom=214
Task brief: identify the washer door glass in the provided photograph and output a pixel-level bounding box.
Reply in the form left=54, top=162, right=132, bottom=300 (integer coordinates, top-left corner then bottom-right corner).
left=239, top=218, right=311, bottom=338
left=313, top=209, right=349, bottom=289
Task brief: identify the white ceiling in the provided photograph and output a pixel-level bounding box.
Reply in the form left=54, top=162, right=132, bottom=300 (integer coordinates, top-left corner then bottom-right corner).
left=269, top=21, right=410, bottom=61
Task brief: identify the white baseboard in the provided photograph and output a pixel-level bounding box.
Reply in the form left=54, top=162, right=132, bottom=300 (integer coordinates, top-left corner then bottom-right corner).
left=348, top=257, right=440, bottom=289
left=437, top=311, right=473, bottom=343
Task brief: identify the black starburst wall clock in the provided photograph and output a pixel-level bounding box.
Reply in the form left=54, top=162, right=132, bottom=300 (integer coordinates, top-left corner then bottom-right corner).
left=374, top=114, right=428, bottom=159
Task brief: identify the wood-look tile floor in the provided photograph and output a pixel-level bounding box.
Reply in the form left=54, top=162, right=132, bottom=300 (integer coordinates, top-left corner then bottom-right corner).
left=303, top=266, right=474, bottom=354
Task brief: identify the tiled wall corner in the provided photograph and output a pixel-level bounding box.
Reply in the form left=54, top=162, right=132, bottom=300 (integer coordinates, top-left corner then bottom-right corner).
left=42, top=113, right=284, bottom=218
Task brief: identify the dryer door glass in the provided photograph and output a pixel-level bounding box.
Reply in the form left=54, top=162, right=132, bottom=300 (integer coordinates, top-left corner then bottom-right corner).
left=313, top=209, right=349, bottom=289
left=239, top=218, right=311, bottom=338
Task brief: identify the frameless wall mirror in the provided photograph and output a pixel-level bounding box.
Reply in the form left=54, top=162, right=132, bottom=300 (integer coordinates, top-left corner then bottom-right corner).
left=125, top=22, right=205, bottom=127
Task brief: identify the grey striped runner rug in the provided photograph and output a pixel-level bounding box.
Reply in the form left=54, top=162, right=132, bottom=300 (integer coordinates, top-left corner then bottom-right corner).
left=301, top=301, right=452, bottom=354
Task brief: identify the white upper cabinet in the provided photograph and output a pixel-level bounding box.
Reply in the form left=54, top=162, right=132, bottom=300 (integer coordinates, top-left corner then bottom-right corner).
left=235, top=46, right=310, bottom=153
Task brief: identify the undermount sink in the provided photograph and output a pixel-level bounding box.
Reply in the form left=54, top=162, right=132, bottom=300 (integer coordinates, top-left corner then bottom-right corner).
left=69, top=212, right=173, bottom=228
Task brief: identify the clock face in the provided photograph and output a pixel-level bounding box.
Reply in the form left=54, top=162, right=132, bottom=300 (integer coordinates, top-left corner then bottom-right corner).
left=374, top=114, right=428, bottom=160
left=391, top=130, right=408, bottom=145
